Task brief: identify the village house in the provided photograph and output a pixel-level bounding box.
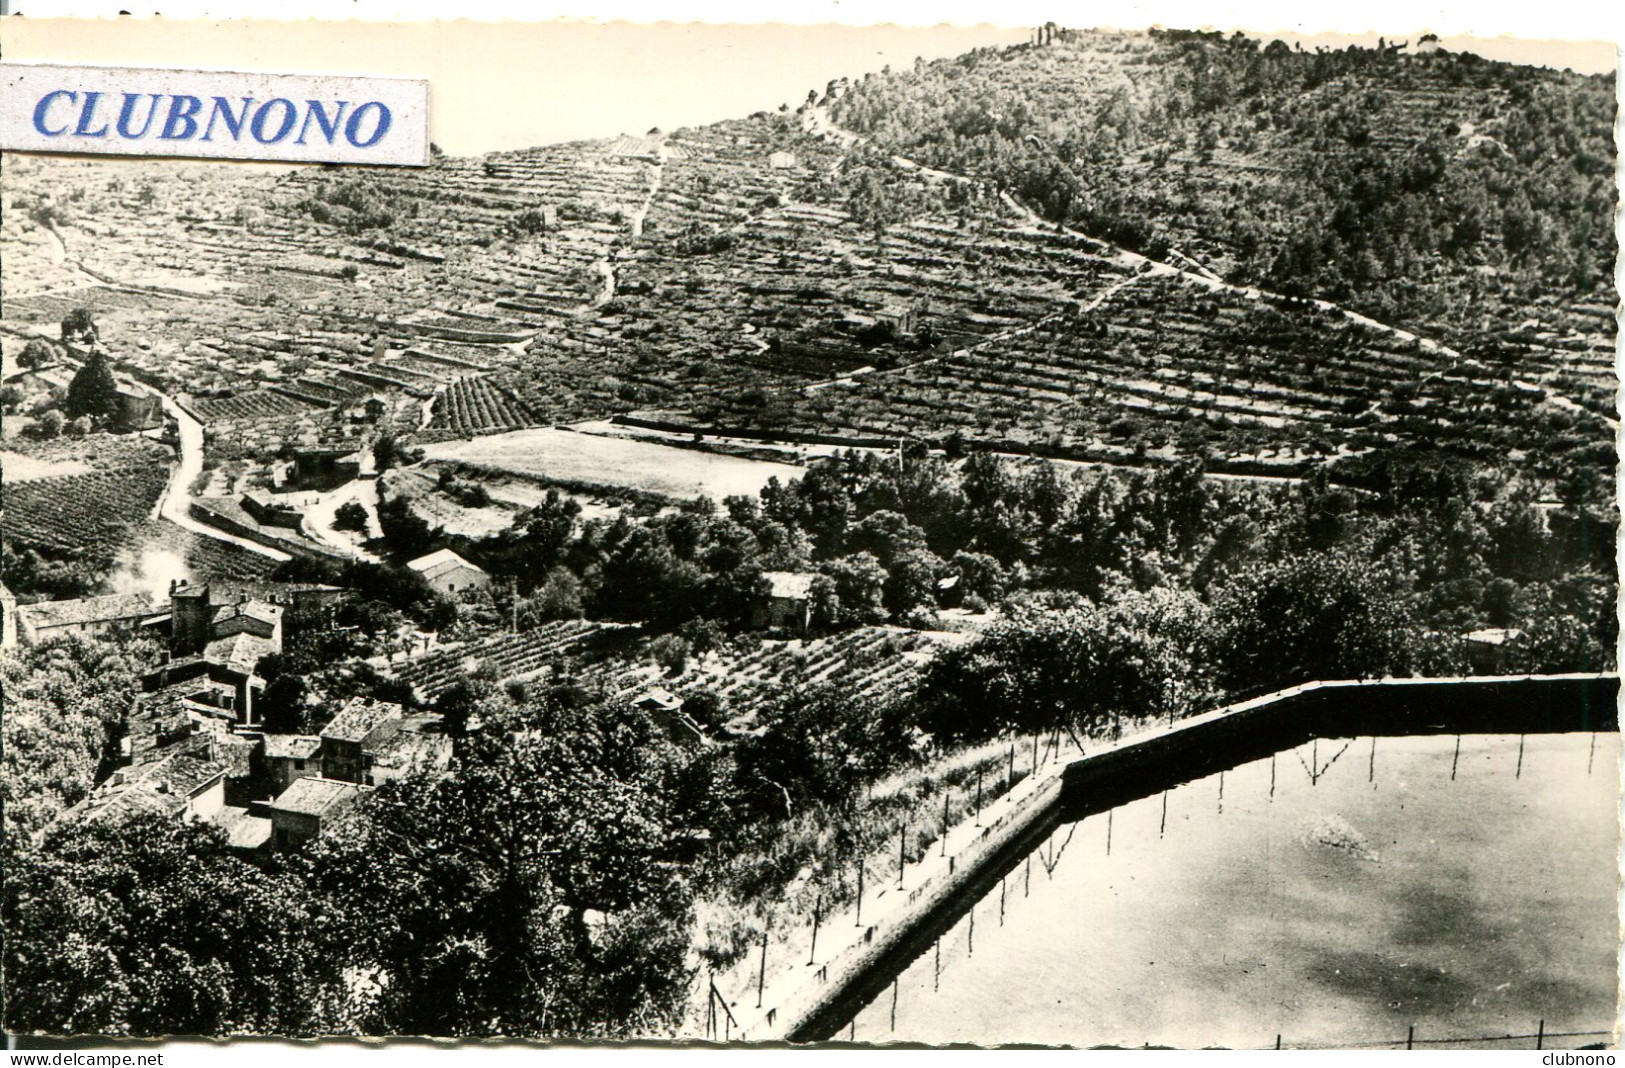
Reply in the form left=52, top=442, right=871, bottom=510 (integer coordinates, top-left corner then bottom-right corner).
left=60, top=743, right=230, bottom=830
left=322, top=696, right=398, bottom=783
left=126, top=678, right=252, bottom=765
left=12, top=591, right=164, bottom=645
left=317, top=697, right=451, bottom=786
left=751, top=571, right=817, bottom=631
left=261, top=734, right=323, bottom=794
left=407, top=548, right=490, bottom=598
left=141, top=581, right=285, bottom=726
left=266, top=776, right=368, bottom=851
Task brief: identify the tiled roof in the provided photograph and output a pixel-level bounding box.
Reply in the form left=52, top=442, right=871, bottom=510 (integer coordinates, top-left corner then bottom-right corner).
left=204, top=632, right=276, bottom=676
left=406, top=548, right=484, bottom=580
left=263, top=734, right=322, bottom=760
left=322, top=697, right=405, bottom=745
left=370, top=730, right=452, bottom=774
left=217, top=808, right=274, bottom=851
left=268, top=776, right=366, bottom=818
left=16, top=592, right=162, bottom=631
left=58, top=748, right=228, bottom=828
left=211, top=601, right=284, bottom=628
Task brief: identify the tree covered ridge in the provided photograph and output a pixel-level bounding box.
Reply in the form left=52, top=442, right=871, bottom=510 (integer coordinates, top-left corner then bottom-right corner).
left=829, top=29, right=1617, bottom=346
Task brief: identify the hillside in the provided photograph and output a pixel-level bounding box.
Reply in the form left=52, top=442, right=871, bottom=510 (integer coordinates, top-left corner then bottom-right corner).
left=1, top=29, right=1613, bottom=486
left=831, top=30, right=1616, bottom=345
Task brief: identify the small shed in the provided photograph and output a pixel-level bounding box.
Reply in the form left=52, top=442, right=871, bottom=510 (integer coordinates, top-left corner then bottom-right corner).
left=407, top=548, right=491, bottom=598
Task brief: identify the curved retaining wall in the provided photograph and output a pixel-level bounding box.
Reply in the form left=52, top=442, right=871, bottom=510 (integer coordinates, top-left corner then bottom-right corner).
left=752, top=672, right=1618, bottom=1043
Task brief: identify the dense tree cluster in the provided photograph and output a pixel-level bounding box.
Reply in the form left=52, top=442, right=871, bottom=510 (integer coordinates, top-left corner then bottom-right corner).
left=4, top=693, right=698, bottom=1039
left=1, top=635, right=157, bottom=852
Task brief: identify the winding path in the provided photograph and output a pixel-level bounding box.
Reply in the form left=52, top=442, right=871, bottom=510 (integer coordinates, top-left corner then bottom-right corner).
left=140, top=386, right=292, bottom=562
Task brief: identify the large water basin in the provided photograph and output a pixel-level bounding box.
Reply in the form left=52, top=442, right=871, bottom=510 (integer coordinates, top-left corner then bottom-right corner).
left=837, top=732, right=1619, bottom=1049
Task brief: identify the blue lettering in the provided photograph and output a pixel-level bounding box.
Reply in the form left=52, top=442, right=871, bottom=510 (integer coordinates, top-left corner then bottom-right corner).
left=250, top=98, right=297, bottom=144
left=32, top=90, right=76, bottom=137
left=343, top=101, right=392, bottom=148
left=159, top=95, right=204, bottom=140
left=116, top=93, right=162, bottom=139
left=295, top=99, right=349, bottom=145
left=201, top=97, right=254, bottom=142
left=74, top=91, right=109, bottom=138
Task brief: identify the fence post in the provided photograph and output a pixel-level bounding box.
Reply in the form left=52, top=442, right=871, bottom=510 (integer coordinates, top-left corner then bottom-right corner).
left=1406, top=1025, right=1414, bottom=1050
left=1536, top=1019, right=1544, bottom=1050
left=855, top=861, right=864, bottom=927
left=942, top=792, right=950, bottom=856
left=809, top=895, right=821, bottom=966
left=976, top=768, right=983, bottom=823
left=898, top=823, right=907, bottom=888
left=756, top=927, right=769, bottom=1009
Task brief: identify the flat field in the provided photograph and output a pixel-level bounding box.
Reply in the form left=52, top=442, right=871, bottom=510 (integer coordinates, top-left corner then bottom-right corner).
left=420, top=428, right=805, bottom=502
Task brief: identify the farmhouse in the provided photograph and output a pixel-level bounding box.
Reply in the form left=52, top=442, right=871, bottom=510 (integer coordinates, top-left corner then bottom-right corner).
left=751, top=570, right=817, bottom=631
left=290, top=445, right=366, bottom=487
left=407, top=547, right=490, bottom=597
left=267, top=776, right=368, bottom=851
left=240, top=490, right=305, bottom=529
left=875, top=304, right=919, bottom=338
left=634, top=687, right=706, bottom=746
left=12, top=591, right=163, bottom=645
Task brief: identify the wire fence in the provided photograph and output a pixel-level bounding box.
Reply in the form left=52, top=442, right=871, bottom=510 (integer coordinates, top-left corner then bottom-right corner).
left=1270, top=1024, right=1614, bottom=1051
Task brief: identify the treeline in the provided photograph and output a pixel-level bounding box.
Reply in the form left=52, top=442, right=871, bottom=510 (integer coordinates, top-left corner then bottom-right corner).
left=377, top=447, right=1613, bottom=668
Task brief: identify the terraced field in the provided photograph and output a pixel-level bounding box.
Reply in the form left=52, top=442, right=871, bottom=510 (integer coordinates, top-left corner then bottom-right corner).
left=4, top=464, right=172, bottom=556
left=569, top=626, right=962, bottom=728
left=391, top=619, right=633, bottom=699
left=647, top=266, right=1611, bottom=472
left=431, top=375, right=541, bottom=434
